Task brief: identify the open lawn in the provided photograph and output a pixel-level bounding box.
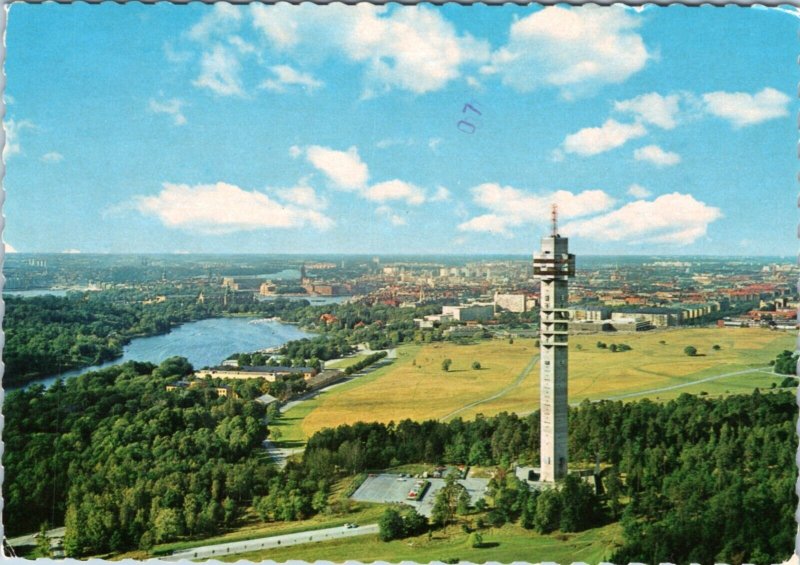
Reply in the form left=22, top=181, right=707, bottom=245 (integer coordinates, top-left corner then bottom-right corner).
left=457, top=327, right=793, bottom=419
left=300, top=340, right=539, bottom=438
left=219, top=521, right=623, bottom=564
left=290, top=328, right=793, bottom=436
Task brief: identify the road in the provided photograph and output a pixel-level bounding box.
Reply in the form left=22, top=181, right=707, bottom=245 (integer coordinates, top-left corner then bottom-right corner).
left=440, top=354, right=540, bottom=421
left=596, top=365, right=776, bottom=402
left=262, top=438, right=304, bottom=469
left=7, top=527, right=66, bottom=549
left=163, top=523, right=379, bottom=561
left=264, top=348, right=397, bottom=466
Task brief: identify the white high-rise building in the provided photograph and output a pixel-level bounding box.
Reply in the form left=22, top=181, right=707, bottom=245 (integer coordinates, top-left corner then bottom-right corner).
left=533, top=206, right=575, bottom=482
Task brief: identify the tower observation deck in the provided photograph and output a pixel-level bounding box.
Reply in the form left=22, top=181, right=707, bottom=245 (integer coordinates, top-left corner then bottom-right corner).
left=533, top=205, right=575, bottom=482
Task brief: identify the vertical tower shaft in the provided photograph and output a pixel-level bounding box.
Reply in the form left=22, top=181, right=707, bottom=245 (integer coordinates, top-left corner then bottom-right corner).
left=533, top=219, right=575, bottom=482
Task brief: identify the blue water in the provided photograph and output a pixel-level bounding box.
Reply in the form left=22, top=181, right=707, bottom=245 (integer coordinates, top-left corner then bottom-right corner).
left=4, top=289, right=70, bottom=297
left=11, top=317, right=311, bottom=390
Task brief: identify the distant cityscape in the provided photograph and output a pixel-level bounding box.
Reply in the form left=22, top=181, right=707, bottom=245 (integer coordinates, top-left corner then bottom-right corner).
left=6, top=253, right=797, bottom=334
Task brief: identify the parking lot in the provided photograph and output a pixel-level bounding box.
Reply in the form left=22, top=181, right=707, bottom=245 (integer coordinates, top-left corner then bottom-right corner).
left=351, top=474, right=490, bottom=517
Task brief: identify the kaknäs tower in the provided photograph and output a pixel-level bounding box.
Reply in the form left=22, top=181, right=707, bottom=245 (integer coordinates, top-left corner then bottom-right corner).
left=533, top=205, right=575, bottom=482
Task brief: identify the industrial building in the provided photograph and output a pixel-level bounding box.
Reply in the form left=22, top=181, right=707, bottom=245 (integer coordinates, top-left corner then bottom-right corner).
left=194, top=365, right=317, bottom=382
left=441, top=303, right=495, bottom=322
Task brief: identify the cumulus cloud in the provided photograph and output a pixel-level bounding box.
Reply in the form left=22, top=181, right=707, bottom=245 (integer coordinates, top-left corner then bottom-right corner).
left=193, top=45, right=245, bottom=96
left=627, top=184, right=652, bottom=199
left=483, top=6, right=650, bottom=97
left=563, top=119, right=647, bottom=156
left=614, top=92, right=681, bottom=129
left=430, top=186, right=451, bottom=202
left=276, top=185, right=327, bottom=210
left=149, top=98, right=187, bottom=126
left=132, top=182, right=333, bottom=233
left=376, top=138, right=414, bottom=149
left=5, top=242, right=17, bottom=253
left=251, top=4, right=490, bottom=95
left=261, top=65, right=324, bottom=93
left=376, top=205, right=407, bottom=226
left=41, top=151, right=64, bottom=164
left=189, top=4, right=243, bottom=42
left=633, top=145, right=681, bottom=167
left=4, top=118, right=35, bottom=159
left=459, top=183, right=615, bottom=236
left=304, top=145, right=369, bottom=191
left=365, top=180, right=426, bottom=206
left=62, top=249, right=81, bottom=254
left=702, top=87, right=790, bottom=128
left=561, top=192, right=721, bottom=245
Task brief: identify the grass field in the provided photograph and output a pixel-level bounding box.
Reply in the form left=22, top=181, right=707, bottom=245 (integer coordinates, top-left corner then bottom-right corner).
left=283, top=328, right=793, bottom=439
left=300, top=340, right=540, bottom=438
left=219, top=521, right=624, bottom=563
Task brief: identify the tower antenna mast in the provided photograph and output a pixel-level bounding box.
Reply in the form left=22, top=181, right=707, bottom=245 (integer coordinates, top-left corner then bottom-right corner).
left=551, top=203, right=558, bottom=237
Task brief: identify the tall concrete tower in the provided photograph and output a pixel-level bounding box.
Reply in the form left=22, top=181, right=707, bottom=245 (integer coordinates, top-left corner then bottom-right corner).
left=533, top=205, right=575, bottom=482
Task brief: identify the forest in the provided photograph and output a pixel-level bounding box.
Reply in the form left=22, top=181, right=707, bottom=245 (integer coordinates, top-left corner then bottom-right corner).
left=4, top=291, right=445, bottom=387
left=303, top=391, right=797, bottom=564
left=5, top=350, right=795, bottom=563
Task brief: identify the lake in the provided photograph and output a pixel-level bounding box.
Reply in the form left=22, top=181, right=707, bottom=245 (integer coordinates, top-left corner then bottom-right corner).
left=11, top=317, right=311, bottom=390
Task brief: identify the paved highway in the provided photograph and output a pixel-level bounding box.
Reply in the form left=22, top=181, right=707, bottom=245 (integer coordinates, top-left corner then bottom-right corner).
left=164, top=523, right=378, bottom=561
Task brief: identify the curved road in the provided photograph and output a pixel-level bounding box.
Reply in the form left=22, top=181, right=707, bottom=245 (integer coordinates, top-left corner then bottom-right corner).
left=164, top=524, right=378, bottom=561
left=440, top=354, right=540, bottom=421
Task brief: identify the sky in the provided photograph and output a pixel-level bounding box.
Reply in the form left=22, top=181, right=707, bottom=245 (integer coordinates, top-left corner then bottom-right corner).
left=3, top=4, right=797, bottom=256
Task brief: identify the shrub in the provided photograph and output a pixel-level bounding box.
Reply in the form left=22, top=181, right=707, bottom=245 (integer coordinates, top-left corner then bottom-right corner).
left=467, top=531, right=484, bottom=549
left=472, top=361, right=481, bottom=370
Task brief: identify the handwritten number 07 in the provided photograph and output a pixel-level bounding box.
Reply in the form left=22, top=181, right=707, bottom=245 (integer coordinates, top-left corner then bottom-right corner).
left=458, top=103, right=482, bottom=134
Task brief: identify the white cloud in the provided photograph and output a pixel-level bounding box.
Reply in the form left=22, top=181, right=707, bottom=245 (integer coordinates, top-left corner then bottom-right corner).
left=228, top=35, right=257, bottom=55
left=614, top=92, right=681, bottom=129
left=561, top=192, right=721, bottom=245
left=484, top=6, right=650, bottom=97
left=376, top=205, right=407, bottom=226
left=5, top=242, right=17, bottom=253
left=276, top=185, right=327, bottom=210
left=459, top=183, right=615, bottom=235
left=633, top=145, right=681, bottom=167
left=289, top=145, right=302, bottom=158
left=563, top=119, right=647, bottom=156
left=428, top=137, right=442, bottom=152
left=133, top=182, right=333, bottom=233
left=627, top=184, right=652, bottom=199
left=304, top=145, right=369, bottom=191
left=251, top=4, right=490, bottom=95
left=702, top=87, right=790, bottom=128
left=164, top=41, right=192, bottom=64
left=189, top=4, right=243, bottom=42
left=193, top=45, right=245, bottom=97
left=376, top=138, right=414, bottom=149
left=261, top=65, right=324, bottom=93
left=458, top=214, right=513, bottom=236
left=430, top=186, right=451, bottom=202
left=62, top=249, right=81, bottom=254
left=41, top=152, right=64, bottom=164
left=148, top=98, right=187, bottom=126
left=4, top=118, right=34, bottom=159
left=366, top=180, right=426, bottom=206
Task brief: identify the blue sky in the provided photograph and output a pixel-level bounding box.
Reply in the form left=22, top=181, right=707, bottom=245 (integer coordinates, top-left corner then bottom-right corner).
left=4, top=4, right=796, bottom=255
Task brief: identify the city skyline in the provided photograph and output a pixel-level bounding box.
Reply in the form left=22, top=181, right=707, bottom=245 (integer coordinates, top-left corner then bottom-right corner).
left=4, top=4, right=796, bottom=256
